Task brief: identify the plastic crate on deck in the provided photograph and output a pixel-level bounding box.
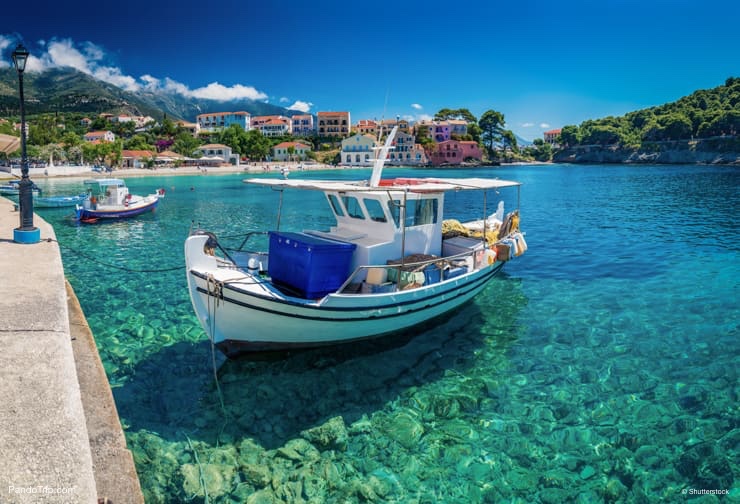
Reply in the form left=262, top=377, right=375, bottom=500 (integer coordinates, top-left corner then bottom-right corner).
left=268, top=232, right=356, bottom=298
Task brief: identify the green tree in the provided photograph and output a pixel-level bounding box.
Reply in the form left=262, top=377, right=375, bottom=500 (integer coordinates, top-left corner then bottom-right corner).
left=124, top=134, right=155, bottom=151
left=244, top=129, right=270, bottom=161
left=39, top=143, right=66, bottom=165
left=434, top=108, right=477, bottom=123
left=172, top=132, right=202, bottom=157
left=467, top=122, right=482, bottom=143
left=559, top=125, right=580, bottom=147
left=81, top=142, right=98, bottom=166
left=502, top=130, right=518, bottom=151
left=478, top=109, right=506, bottom=154
left=218, top=124, right=249, bottom=156
left=0, top=121, right=16, bottom=135
left=660, top=113, right=693, bottom=140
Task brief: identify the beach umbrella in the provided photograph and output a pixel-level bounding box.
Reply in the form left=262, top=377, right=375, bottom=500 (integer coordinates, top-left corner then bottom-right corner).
left=0, top=134, right=20, bottom=154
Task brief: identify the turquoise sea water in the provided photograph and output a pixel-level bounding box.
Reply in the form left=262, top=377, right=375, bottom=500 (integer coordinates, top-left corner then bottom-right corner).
left=35, top=164, right=738, bottom=503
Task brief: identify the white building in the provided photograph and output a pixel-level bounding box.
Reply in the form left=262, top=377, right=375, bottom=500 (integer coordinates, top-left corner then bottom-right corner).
left=341, top=134, right=377, bottom=166
left=196, top=143, right=239, bottom=166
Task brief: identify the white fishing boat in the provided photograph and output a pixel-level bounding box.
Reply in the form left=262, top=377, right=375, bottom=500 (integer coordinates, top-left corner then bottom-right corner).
left=75, top=178, right=164, bottom=223
left=184, top=127, right=527, bottom=356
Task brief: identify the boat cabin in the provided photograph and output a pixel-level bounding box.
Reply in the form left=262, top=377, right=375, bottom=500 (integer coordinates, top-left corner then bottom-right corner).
left=306, top=186, right=443, bottom=273
left=83, top=178, right=131, bottom=207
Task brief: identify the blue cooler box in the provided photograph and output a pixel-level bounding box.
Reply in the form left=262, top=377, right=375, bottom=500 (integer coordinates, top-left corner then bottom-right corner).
left=268, top=232, right=356, bottom=298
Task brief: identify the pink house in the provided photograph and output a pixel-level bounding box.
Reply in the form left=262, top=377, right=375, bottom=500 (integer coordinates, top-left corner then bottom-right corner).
left=428, top=140, right=482, bottom=166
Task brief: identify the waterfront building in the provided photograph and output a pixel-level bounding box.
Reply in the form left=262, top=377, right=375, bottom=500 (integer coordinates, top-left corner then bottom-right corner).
left=196, top=111, right=251, bottom=132
left=317, top=111, right=351, bottom=138
left=195, top=143, right=239, bottom=166
left=291, top=115, right=314, bottom=136
left=387, top=132, right=428, bottom=165
left=354, top=119, right=378, bottom=136
left=413, top=120, right=469, bottom=143
left=544, top=128, right=562, bottom=147
left=253, top=117, right=291, bottom=137
left=448, top=119, right=468, bottom=137
left=84, top=130, right=115, bottom=143
left=250, top=115, right=292, bottom=137
left=427, top=140, right=482, bottom=165
left=271, top=141, right=312, bottom=161
left=340, top=133, right=376, bottom=166
left=379, top=118, right=411, bottom=135
left=121, top=150, right=154, bottom=168
left=176, top=120, right=200, bottom=137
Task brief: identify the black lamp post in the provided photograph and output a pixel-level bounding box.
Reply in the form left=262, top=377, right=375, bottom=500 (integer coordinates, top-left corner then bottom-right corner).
left=12, top=43, right=40, bottom=244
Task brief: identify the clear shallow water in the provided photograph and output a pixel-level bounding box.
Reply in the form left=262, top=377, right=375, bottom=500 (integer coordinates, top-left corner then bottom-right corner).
left=36, top=164, right=739, bottom=503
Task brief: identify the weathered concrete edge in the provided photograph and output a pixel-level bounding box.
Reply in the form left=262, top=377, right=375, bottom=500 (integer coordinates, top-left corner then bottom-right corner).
left=0, top=197, right=98, bottom=504
left=67, top=281, right=144, bottom=504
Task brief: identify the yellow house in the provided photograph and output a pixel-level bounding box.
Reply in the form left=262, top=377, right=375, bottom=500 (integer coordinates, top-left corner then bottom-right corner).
left=317, top=111, right=351, bottom=138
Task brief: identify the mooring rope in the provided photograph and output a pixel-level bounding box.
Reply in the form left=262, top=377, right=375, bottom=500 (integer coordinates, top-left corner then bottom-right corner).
left=205, top=274, right=227, bottom=417
left=45, top=238, right=184, bottom=273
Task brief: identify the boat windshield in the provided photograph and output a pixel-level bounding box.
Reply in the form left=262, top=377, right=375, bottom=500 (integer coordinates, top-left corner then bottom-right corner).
left=388, top=197, right=438, bottom=227
left=340, top=195, right=365, bottom=219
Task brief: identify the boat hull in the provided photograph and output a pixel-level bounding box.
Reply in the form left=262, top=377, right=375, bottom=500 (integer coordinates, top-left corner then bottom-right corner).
left=185, top=234, right=504, bottom=356
left=34, top=194, right=87, bottom=208
left=75, top=198, right=159, bottom=221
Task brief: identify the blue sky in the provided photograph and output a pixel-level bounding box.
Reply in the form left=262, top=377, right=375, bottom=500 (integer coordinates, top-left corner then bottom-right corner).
left=1, top=0, right=738, bottom=141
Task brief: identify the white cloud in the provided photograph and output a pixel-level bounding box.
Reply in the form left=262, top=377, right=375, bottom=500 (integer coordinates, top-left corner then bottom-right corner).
left=417, top=114, right=433, bottom=122
left=161, top=77, right=191, bottom=95
left=0, top=35, right=12, bottom=69
left=540, top=122, right=551, bottom=129
left=521, top=122, right=534, bottom=128
left=279, top=97, right=289, bottom=103
left=411, top=103, right=423, bottom=110
left=2, top=34, right=270, bottom=102
left=187, top=82, right=267, bottom=101
left=287, top=100, right=313, bottom=113
left=140, top=74, right=161, bottom=90
left=45, top=38, right=92, bottom=73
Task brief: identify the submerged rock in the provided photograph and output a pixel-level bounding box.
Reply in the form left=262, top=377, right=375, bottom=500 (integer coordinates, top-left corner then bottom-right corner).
left=579, top=465, right=596, bottom=480
left=241, top=463, right=271, bottom=488
left=300, top=416, right=349, bottom=451
left=181, top=463, right=235, bottom=499
left=383, top=412, right=425, bottom=450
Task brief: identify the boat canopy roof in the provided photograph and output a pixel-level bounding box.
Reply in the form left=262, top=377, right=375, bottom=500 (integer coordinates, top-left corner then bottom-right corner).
left=83, top=178, right=126, bottom=187
left=244, top=177, right=521, bottom=193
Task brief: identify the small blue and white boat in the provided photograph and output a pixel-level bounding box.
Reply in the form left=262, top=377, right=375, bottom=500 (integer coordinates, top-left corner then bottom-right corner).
left=0, top=179, right=42, bottom=196
left=75, top=178, right=164, bottom=223
left=34, top=193, right=88, bottom=208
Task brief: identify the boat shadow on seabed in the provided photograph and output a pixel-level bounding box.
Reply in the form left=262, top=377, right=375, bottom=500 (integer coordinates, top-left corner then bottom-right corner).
left=116, top=277, right=524, bottom=449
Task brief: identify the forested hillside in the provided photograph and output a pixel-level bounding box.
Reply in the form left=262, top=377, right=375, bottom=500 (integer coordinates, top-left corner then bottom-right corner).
left=559, top=77, right=739, bottom=148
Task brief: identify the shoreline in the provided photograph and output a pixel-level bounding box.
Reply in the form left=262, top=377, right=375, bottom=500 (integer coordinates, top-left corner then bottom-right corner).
left=0, top=160, right=537, bottom=181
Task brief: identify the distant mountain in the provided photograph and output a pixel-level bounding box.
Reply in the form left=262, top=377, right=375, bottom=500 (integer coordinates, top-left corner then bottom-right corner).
left=515, top=134, right=532, bottom=147
left=0, top=67, right=301, bottom=121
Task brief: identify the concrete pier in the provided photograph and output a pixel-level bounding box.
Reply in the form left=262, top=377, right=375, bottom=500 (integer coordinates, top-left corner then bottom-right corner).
left=0, top=196, right=143, bottom=503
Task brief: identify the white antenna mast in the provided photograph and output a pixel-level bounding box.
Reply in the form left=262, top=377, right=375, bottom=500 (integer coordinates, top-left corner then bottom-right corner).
left=369, top=90, right=395, bottom=187
left=370, top=125, right=397, bottom=187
